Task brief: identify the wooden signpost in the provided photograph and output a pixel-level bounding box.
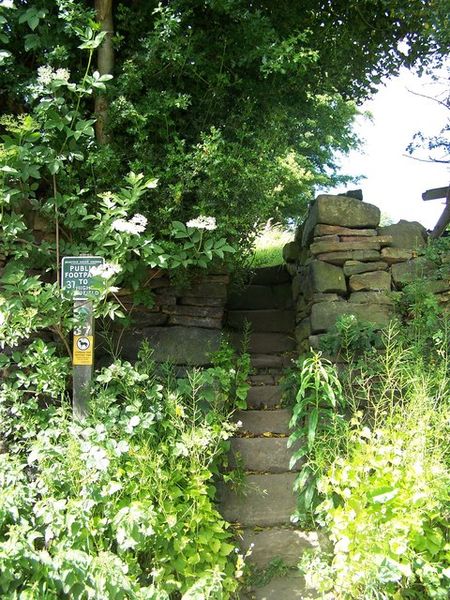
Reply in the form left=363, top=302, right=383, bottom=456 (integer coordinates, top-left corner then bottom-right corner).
left=422, top=185, right=450, bottom=239
left=61, top=256, right=104, bottom=419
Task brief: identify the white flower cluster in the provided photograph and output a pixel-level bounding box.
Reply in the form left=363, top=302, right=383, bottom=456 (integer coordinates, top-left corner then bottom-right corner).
left=112, top=214, right=147, bottom=235
left=37, top=65, right=71, bottom=85
left=186, top=215, right=217, bottom=231
left=90, top=262, right=121, bottom=279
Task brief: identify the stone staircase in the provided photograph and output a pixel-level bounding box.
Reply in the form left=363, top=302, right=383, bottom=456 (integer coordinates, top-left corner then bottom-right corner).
left=220, top=266, right=320, bottom=599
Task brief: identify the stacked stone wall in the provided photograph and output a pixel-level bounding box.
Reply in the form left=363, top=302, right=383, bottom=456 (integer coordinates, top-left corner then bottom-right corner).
left=284, top=194, right=450, bottom=354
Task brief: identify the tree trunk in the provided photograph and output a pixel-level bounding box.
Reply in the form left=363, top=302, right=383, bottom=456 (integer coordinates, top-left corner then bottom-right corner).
left=94, top=0, right=114, bottom=145
left=430, top=185, right=450, bottom=239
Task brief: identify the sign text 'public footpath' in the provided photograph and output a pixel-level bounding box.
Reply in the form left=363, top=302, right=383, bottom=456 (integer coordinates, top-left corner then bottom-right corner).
left=61, top=256, right=105, bottom=300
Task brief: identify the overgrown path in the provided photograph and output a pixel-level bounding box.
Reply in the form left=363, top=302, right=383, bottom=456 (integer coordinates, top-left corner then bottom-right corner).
left=220, top=266, right=319, bottom=599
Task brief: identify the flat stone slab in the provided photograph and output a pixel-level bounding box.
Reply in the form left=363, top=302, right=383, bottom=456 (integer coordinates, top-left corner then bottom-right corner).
left=218, top=473, right=297, bottom=526
left=229, top=438, right=299, bottom=473
left=227, top=310, right=295, bottom=333
left=310, top=260, right=346, bottom=294
left=231, top=332, right=296, bottom=354
left=120, top=326, right=221, bottom=365
left=239, top=528, right=321, bottom=568
left=317, top=249, right=381, bottom=265
left=343, top=260, right=388, bottom=276
left=391, top=257, right=436, bottom=285
left=310, top=301, right=393, bottom=333
left=253, top=572, right=311, bottom=599
left=314, top=224, right=377, bottom=237
left=247, top=386, right=282, bottom=408
left=234, top=409, right=291, bottom=435
left=349, top=270, right=391, bottom=292
left=250, top=354, right=293, bottom=369
left=302, top=195, right=380, bottom=245
left=228, top=285, right=293, bottom=310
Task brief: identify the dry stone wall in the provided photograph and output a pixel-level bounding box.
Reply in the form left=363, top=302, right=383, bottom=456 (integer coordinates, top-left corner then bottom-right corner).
left=284, top=194, right=449, bottom=354
left=103, top=268, right=229, bottom=366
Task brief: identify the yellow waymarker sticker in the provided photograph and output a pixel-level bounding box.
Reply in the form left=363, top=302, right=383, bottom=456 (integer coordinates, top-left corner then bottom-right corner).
left=73, top=335, right=94, bottom=366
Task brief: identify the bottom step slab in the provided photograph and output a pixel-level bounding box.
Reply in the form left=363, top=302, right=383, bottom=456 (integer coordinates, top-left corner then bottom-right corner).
left=218, top=473, right=297, bottom=527
left=234, top=409, right=291, bottom=435
left=253, top=572, right=314, bottom=600
left=238, top=528, right=321, bottom=568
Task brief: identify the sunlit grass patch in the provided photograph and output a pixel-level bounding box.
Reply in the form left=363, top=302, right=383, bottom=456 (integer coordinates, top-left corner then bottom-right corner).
left=252, top=222, right=294, bottom=268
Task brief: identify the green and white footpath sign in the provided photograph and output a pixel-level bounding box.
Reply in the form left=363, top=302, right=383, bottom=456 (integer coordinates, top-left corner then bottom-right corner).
left=61, top=256, right=105, bottom=299
left=61, top=256, right=105, bottom=419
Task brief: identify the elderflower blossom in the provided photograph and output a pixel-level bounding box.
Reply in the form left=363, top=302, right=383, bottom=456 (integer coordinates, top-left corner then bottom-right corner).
left=37, top=65, right=71, bottom=85
left=186, top=215, right=217, bottom=231
left=112, top=213, right=148, bottom=235
left=90, top=262, right=121, bottom=279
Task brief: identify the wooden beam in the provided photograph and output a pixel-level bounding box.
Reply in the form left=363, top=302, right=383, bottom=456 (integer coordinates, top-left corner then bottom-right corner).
left=422, top=186, right=449, bottom=201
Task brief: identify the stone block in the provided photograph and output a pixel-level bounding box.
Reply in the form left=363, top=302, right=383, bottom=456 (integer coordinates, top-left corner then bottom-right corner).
left=185, top=282, right=227, bottom=298
left=282, top=241, right=300, bottom=263
left=317, top=250, right=381, bottom=265
left=180, top=296, right=225, bottom=307
left=302, top=195, right=380, bottom=245
left=229, top=437, right=300, bottom=472
left=163, top=304, right=223, bottom=318
left=239, top=528, right=321, bottom=568
left=227, top=310, right=295, bottom=333
left=312, top=293, right=342, bottom=303
left=349, top=292, right=393, bottom=305
left=120, top=326, right=221, bottom=364
left=381, top=247, right=413, bottom=265
left=310, top=239, right=381, bottom=255
left=234, top=409, right=291, bottom=435
left=309, top=260, right=346, bottom=293
left=247, top=385, right=282, bottom=408
left=314, top=225, right=377, bottom=237
left=349, top=271, right=391, bottom=292
left=295, top=319, right=311, bottom=343
left=310, top=301, right=393, bottom=333
left=343, top=260, right=388, bottom=276
left=391, top=258, right=437, bottom=286
left=253, top=573, right=308, bottom=599
left=168, top=315, right=222, bottom=328
left=291, top=274, right=303, bottom=301
left=218, top=473, right=297, bottom=526
left=230, top=332, right=296, bottom=354
left=379, top=220, right=427, bottom=249
left=313, top=234, right=340, bottom=243
left=250, top=354, right=293, bottom=369
left=228, top=284, right=293, bottom=310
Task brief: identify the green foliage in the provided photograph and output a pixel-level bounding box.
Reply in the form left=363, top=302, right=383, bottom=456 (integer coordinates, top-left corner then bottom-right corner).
left=0, top=340, right=251, bottom=599
left=288, top=353, right=349, bottom=523
left=300, top=323, right=450, bottom=599
left=320, top=313, right=381, bottom=363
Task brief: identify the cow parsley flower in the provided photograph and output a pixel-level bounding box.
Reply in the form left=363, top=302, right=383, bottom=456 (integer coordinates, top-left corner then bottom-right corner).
left=37, top=65, right=54, bottom=85
left=186, top=215, right=217, bottom=231
left=112, top=214, right=147, bottom=235
left=37, top=65, right=71, bottom=85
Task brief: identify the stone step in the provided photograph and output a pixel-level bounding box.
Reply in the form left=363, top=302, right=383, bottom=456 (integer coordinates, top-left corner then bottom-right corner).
left=247, top=385, right=282, bottom=409
left=250, top=354, right=294, bottom=369
left=249, top=266, right=291, bottom=285
left=227, top=310, right=295, bottom=333
left=248, top=374, right=277, bottom=386
left=218, top=473, right=297, bottom=526
left=238, top=527, right=321, bottom=568
left=228, top=284, right=293, bottom=311
left=229, top=437, right=300, bottom=473
left=253, top=572, right=311, bottom=600
left=234, top=409, right=291, bottom=435
left=230, top=332, right=296, bottom=354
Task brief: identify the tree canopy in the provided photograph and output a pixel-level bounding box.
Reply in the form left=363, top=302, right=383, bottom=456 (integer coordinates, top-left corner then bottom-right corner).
left=1, top=0, right=449, bottom=248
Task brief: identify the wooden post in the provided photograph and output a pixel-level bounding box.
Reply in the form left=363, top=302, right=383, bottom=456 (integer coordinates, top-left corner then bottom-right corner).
left=73, top=300, right=94, bottom=420
left=422, top=185, right=450, bottom=239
